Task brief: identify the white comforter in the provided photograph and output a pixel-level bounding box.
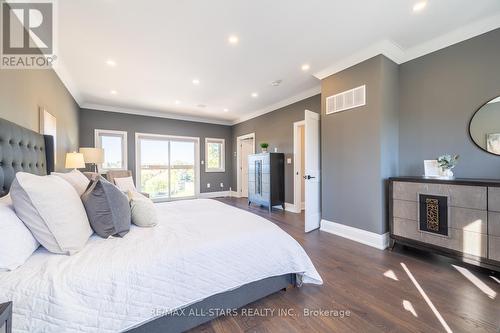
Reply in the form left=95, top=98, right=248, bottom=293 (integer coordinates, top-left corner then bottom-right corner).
left=0, top=199, right=322, bottom=333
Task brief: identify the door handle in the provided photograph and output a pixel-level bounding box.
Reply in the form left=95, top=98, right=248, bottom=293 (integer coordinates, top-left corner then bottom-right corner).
left=304, top=175, right=315, bottom=180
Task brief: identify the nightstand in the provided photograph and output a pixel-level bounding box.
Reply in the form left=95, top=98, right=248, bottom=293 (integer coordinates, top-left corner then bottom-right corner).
left=0, top=302, right=11, bottom=333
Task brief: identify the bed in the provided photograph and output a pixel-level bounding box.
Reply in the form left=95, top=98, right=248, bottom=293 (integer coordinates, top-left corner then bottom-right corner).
left=0, top=117, right=322, bottom=333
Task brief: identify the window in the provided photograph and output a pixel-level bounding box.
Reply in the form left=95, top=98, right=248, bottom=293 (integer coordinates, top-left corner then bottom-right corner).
left=95, top=129, right=127, bottom=171
left=205, top=138, right=225, bottom=172
left=136, top=133, right=199, bottom=200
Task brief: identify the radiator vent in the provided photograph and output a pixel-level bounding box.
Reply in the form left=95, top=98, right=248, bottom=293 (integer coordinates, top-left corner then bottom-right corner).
left=326, top=85, right=366, bottom=114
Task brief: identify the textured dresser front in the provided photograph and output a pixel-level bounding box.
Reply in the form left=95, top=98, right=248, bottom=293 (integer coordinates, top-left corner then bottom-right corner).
left=488, top=187, right=500, bottom=261
left=391, top=181, right=488, bottom=258
left=248, top=153, right=271, bottom=207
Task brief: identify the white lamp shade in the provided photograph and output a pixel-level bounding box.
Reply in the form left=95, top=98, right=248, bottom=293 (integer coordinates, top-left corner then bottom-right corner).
left=65, top=152, right=85, bottom=169
left=79, top=147, right=104, bottom=164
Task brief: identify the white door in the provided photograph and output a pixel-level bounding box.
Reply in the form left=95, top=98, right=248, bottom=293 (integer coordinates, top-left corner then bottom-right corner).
left=304, top=110, right=321, bottom=232
left=240, top=139, right=254, bottom=197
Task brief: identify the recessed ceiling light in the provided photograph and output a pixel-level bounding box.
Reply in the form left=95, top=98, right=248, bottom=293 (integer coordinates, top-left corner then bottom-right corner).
left=413, top=1, right=427, bottom=12
left=106, top=59, right=116, bottom=67
left=228, top=35, right=239, bottom=45
left=192, top=78, right=200, bottom=85
left=223, top=108, right=229, bottom=112
left=110, top=90, right=117, bottom=95
left=251, top=92, right=258, bottom=98
left=301, top=64, right=310, bottom=71
left=174, top=100, right=181, bottom=105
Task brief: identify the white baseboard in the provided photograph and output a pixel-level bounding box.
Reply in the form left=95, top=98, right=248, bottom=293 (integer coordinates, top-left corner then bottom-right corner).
left=320, top=219, right=389, bottom=250
left=274, top=203, right=301, bottom=213
left=199, top=191, right=230, bottom=198
left=229, top=190, right=241, bottom=198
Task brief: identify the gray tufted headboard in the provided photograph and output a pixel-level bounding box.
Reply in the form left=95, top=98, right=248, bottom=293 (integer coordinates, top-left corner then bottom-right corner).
left=0, top=118, right=55, bottom=197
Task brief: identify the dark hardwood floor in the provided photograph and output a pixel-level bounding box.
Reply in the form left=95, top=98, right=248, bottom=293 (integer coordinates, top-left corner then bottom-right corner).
left=187, top=197, right=500, bottom=333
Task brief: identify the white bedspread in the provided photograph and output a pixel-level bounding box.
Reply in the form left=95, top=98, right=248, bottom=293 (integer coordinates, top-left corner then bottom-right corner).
left=0, top=199, right=322, bottom=333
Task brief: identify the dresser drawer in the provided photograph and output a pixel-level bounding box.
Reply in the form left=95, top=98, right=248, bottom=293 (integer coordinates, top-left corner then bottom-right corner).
left=393, top=181, right=486, bottom=210
left=393, top=199, right=417, bottom=220
left=489, top=236, right=500, bottom=261
left=488, top=212, right=500, bottom=237
left=488, top=187, right=500, bottom=212
left=392, top=217, right=487, bottom=257
left=392, top=200, right=487, bottom=234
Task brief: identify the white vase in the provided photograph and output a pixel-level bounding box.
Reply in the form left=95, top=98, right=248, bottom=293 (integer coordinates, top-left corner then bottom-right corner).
left=441, top=168, right=454, bottom=179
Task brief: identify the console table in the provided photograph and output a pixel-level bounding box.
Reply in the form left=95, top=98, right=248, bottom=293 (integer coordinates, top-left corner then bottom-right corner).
left=389, top=176, right=500, bottom=271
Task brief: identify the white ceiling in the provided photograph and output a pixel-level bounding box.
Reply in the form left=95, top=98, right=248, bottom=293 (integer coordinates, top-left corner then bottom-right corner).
left=55, top=0, right=500, bottom=125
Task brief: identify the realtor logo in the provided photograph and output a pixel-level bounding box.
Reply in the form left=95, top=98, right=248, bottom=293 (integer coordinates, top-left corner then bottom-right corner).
left=1, top=0, right=56, bottom=69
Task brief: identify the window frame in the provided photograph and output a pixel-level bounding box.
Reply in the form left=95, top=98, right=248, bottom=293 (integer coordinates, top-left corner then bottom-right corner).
left=135, top=132, right=200, bottom=202
left=205, top=138, right=225, bottom=173
left=94, top=129, right=128, bottom=172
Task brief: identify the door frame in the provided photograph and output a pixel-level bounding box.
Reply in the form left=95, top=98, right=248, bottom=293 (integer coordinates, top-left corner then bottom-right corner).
left=293, top=120, right=305, bottom=213
left=135, top=132, right=200, bottom=202
left=236, top=132, right=255, bottom=197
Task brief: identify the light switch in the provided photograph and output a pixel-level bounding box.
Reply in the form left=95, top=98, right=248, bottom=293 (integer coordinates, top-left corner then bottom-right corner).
left=287, top=158, right=292, bottom=164
left=274, top=147, right=278, bottom=152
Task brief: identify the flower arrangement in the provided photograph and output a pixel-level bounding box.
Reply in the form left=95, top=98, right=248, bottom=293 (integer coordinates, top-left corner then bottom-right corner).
left=437, top=154, right=459, bottom=178
left=260, top=142, right=269, bottom=153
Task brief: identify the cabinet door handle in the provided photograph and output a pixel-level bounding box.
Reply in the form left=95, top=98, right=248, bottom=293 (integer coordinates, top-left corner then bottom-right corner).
left=304, top=175, right=315, bottom=180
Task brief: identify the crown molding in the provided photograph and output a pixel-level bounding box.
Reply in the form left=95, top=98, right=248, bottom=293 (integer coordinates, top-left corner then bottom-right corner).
left=314, top=13, right=500, bottom=80
left=80, top=103, right=233, bottom=126
left=232, top=85, right=321, bottom=125
left=313, top=40, right=406, bottom=80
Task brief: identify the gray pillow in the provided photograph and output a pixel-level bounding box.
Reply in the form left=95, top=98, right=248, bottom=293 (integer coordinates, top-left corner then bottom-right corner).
left=81, top=176, right=131, bottom=238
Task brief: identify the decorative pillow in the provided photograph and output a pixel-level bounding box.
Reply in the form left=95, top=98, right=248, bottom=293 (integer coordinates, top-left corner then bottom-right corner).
left=0, top=200, right=40, bottom=271
left=10, top=172, right=92, bottom=255
left=52, top=169, right=90, bottom=196
left=127, top=191, right=158, bottom=227
left=81, top=176, right=131, bottom=238
left=114, top=176, right=137, bottom=192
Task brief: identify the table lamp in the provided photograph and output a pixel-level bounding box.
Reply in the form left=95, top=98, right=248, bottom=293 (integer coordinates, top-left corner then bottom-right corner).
left=79, top=147, right=104, bottom=172
left=65, top=152, right=85, bottom=170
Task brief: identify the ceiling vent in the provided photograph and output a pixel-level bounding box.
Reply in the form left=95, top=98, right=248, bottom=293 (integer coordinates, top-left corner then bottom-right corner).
left=326, top=85, right=366, bottom=114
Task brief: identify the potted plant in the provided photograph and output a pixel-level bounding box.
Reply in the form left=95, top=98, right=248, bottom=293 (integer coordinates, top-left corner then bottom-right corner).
left=260, top=142, right=269, bottom=153
left=437, top=154, right=459, bottom=179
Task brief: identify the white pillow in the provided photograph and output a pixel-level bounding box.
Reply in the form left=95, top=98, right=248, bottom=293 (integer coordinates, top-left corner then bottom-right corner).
left=0, top=194, right=11, bottom=204
left=0, top=200, right=40, bottom=271
left=52, top=170, right=90, bottom=196
left=127, top=191, right=158, bottom=227
left=114, top=176, right=137, bottom=192
left=10, top=172, right=93, bottom=255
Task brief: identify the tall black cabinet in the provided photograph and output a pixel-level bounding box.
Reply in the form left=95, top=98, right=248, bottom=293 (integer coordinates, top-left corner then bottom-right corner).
left=248, top=153, right=285, bottom=212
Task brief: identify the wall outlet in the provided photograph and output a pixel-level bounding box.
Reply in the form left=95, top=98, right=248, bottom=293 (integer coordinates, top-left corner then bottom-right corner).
left=220, top=183, right=224, bottom=188
left=201, top=160, right=204, bottom=165
left=207, top=183, right=211, bottom=188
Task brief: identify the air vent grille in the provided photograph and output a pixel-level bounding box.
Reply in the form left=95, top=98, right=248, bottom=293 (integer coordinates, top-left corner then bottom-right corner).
left=326, top=85, right=366, bottom=114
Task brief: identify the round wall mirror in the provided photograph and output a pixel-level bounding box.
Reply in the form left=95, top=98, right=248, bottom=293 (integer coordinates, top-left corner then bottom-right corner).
left=469, top=95, right=500, bottom=155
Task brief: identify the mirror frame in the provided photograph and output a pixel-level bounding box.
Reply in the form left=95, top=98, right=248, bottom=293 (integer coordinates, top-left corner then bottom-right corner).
left=468, top=95, right=500, bottom=156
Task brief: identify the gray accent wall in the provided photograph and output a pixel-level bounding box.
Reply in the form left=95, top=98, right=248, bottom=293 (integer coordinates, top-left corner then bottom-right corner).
left=0, top=69, right=79, bottom=171
left=79, top=109, right=232, bottom=193
left=321, top=55, right=399, bottom=234
left=399, top=28, right=500, bottom=178
left=231, top=94, right=321, bottom=203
